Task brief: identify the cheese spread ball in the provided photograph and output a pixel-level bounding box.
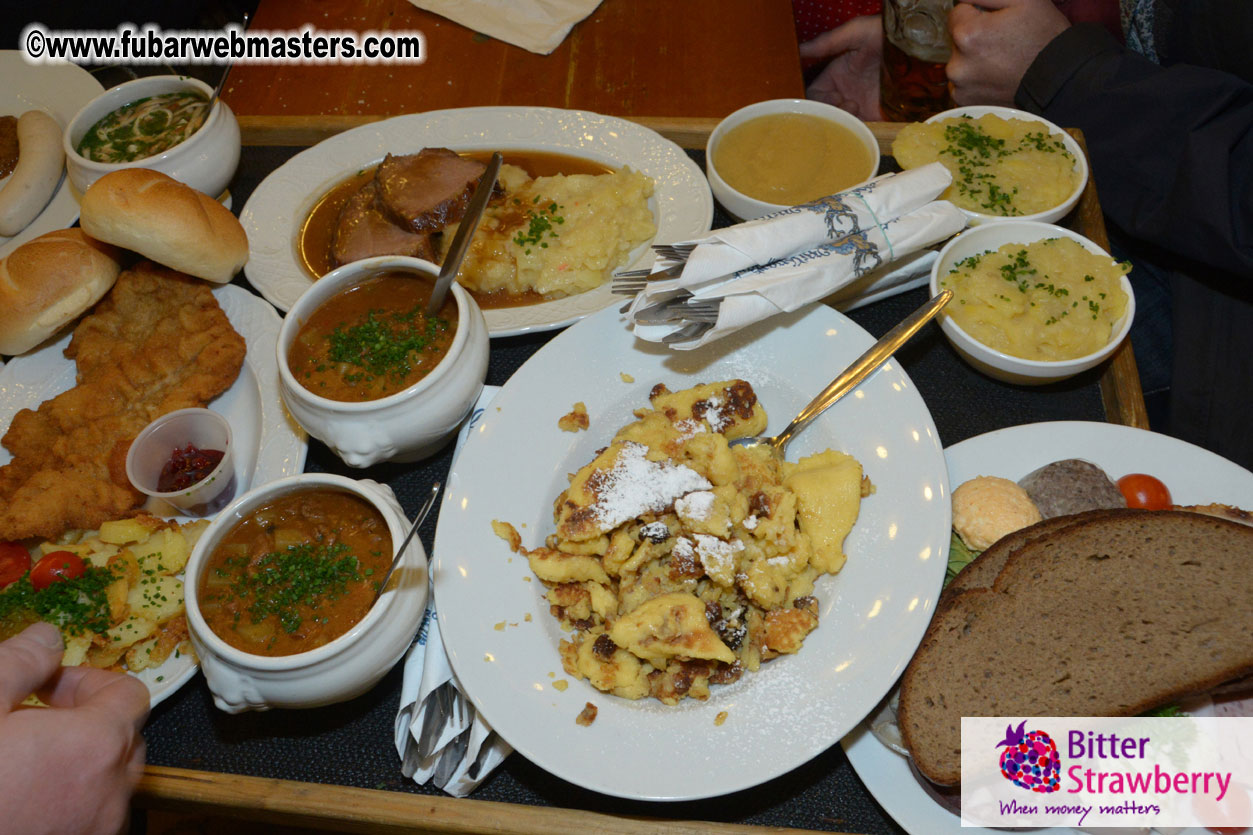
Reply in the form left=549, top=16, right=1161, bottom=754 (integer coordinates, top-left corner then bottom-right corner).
left=951, top=475, right=1042, bottom=551
left=939, top=237, right=1129, bottom=361
left=893, top=114, right=1079, bottom=216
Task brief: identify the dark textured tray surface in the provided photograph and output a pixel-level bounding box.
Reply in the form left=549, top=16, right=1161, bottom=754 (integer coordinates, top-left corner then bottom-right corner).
left=142, top=145, right=1105, bottom=833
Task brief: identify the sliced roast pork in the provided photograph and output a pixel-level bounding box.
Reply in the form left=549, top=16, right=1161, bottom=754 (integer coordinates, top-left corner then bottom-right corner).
left=375, top=148, right=489, bottom=233
left=331, top=180, right=436, bottom=266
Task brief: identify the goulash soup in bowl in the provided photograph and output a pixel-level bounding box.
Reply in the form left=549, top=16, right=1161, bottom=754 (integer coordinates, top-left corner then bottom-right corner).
left=277, top=254, right=489, bottom=467
left=184, top=473, right=427, bottom=712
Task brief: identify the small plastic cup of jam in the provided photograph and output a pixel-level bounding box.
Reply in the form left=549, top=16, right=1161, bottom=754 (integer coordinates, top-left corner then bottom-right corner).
left=126, top=408, right=236, bottom=517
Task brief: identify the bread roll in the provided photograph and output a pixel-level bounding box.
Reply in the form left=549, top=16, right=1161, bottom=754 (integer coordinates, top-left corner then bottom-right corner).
left=0, top=228, right=122, bottom=355
left=78, top=168, right=247, bottom=283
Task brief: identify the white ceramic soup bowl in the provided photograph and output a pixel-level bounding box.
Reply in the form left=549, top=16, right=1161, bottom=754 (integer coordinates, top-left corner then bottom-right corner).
left=706, top=98, right=881, bottom=221
left=277, top=255, right=489, bottom=468
left=64, top=74, right=241, bottom=199
left=184, top=473, right=427, bottom=712
left=929, top=220, right=1135, bottom=385
left=920, top=105, right=1088, bottom=226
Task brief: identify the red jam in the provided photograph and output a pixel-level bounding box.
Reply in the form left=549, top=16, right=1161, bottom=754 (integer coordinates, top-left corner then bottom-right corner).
left=157, top=444, right=225, bottom=493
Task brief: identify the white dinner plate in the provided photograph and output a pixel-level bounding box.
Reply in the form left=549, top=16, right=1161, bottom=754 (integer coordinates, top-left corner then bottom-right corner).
left=432, top=302, right=950, bottom=800
left=240, top=105, right=713, bottom=337
left=843, top=420, right=1253, bottom=835
left=0, top=285, right=309, bottom=706
left=0, top=51, right=103, bottom=257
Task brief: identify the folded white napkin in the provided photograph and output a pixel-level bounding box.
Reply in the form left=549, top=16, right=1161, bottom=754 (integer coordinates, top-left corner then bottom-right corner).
left=631, top=200, right=966, bottom=349
left=406, top=0, right=603, bottom=54
left=395, top=386, right=510, bottom=797
left=672, top=162, right=954, bottom=286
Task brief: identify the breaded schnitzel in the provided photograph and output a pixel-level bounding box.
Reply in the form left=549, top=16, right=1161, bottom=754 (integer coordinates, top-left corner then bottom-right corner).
left=0, top=262, right=245, bottom=541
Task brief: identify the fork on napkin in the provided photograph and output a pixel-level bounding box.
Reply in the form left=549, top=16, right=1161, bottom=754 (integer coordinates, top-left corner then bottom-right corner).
left=625, top=162, right=967, bottom=349
left=395, top=386, right=512, bottom=797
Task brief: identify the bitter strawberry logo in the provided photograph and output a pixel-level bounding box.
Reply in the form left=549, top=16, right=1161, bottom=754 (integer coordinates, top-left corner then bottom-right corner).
left=996, top=720, right=1061, bottom=793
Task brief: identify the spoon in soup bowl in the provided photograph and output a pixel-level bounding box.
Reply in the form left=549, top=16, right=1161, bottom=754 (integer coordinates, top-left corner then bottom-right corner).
left=371, top=481, right=442, bottom=607
left=729, top=290, right=952, bottom=458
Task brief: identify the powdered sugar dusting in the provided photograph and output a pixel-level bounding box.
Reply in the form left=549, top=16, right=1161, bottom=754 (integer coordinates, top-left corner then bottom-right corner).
left=675, top=490, right=715, bottom=522
left=701, top=395, right=730, bottom=432
left=674, top=418, right=707, bottom=441
left=743, top=515, right=758, bottom=530
left=592, top=442, right=711, bottom=530
left=693, top=533, right=744, bottom=579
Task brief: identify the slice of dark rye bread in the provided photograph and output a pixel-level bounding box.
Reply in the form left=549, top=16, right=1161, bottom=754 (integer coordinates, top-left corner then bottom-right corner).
left=940, top=509, right=1120, bottom=601
left=899, top=509, right=1253, bottom=786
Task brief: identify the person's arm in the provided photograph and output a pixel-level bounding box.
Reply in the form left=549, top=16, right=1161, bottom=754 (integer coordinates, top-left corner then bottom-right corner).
left=0, top=622, right=150, bottom=835
left=1016, top=23, right=1253, bottom=276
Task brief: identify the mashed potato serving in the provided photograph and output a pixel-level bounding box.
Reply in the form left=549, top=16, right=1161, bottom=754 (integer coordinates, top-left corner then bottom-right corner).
left=893, top=114, right=1080, bottom=216
left=940, top=237, right=1129, bottom=361
left=495, top=380, right=869, bottom=705
left=445, top=163, right=656, bottom=299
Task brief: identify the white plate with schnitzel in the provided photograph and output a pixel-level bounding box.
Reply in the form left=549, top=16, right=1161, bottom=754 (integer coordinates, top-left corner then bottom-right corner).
left=0, top=285, right=308, bottom=706
left=240, top=106, right=713, bottom=337
left=0, top=51, right=104, bottom=258
left=842, top=420, right=1253, bottom=835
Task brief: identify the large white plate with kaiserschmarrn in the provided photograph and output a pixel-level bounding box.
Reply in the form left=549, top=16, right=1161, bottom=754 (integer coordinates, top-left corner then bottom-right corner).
left=433, top=302, right=951, bottom=800
left=240, top=106, right=713, bottom=338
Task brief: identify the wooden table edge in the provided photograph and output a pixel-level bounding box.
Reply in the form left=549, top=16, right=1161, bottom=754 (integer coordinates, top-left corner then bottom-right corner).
left=134, top=766, right=852, bottom=835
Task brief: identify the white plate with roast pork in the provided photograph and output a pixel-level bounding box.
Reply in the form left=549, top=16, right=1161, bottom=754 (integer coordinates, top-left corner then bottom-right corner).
left=240, top=106, right=714, bottom=337
left=843, top=420, right=1253, bottom=835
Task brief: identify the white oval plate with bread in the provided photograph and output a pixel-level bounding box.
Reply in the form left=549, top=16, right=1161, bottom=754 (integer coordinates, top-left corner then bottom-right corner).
left=843, top=420, right=1253, bottom=835
left=0, top=51, right=104, bottom=258
left=239, top=105, right=713, bottom=337
left=0, top=285, right=308, bottom=707
left=433, top=301, right=950, bottom=800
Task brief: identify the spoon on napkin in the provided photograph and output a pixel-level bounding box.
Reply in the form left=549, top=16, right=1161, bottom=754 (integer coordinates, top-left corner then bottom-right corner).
left=730, top=289, right=952, bottom=458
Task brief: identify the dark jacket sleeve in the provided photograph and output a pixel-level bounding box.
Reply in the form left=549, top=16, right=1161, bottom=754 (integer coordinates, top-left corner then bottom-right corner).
left=1015, top=23, right=1253, bottom=277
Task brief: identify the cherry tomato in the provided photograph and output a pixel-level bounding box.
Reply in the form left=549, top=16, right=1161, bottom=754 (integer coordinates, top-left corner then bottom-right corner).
left=1117, top=473, right=1173, bottom=510
left=0, top=542, right=32, bottom=588
left=29, top=550, right=86, bottom=591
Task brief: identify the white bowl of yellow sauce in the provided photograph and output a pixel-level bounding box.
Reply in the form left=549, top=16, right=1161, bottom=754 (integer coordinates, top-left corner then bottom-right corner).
left=706, top=99, right=880, bottom=221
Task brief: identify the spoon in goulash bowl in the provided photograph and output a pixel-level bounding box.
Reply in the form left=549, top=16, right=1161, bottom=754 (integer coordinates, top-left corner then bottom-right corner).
left=370, top=481, right=442, bottom=607
left=729, top=289, right=953, bottom=458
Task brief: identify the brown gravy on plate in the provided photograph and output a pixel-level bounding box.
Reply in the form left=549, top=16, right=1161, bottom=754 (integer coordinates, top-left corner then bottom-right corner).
left=297, top=150, right=614, bottom=310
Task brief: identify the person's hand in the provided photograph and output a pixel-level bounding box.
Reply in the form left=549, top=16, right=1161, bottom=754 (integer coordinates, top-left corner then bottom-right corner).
left=800, top=16, right=885, bottom=120
left=947, top=0, right=1070, bottom=106
left=0, top=622, right=150, bottom=835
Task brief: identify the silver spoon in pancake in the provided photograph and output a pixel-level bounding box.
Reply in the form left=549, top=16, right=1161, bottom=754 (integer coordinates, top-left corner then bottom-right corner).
left=729, top=289, right=952, bottom=458
left=426, top=152, right=502, bottom=316
left=371, top=481, right=442, bottom=606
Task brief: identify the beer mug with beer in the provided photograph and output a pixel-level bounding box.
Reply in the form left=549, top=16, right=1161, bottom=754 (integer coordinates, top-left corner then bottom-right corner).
left=881, top=0, right=954, bottom=121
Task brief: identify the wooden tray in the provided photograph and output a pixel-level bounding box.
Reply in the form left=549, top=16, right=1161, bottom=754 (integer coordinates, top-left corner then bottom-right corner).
left=134, top=117, right=1146, bottom=835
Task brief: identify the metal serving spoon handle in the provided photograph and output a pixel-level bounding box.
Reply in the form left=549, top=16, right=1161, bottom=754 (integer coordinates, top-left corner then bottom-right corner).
left=427, top=153, right=502, bottom=316
left=371, top=481, right=442, bottom=605
left=730, top=289, right=953, bottom=458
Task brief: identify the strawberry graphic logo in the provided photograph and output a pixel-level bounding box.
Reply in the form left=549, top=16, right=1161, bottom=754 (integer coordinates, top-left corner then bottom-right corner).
left=996, top=720, right=1061, bottom=793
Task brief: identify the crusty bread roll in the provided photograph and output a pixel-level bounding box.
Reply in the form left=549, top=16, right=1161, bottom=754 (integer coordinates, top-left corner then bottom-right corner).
left=78, top=168, right=247, bottom=283
left=0, top=228, right=122, bottom=355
